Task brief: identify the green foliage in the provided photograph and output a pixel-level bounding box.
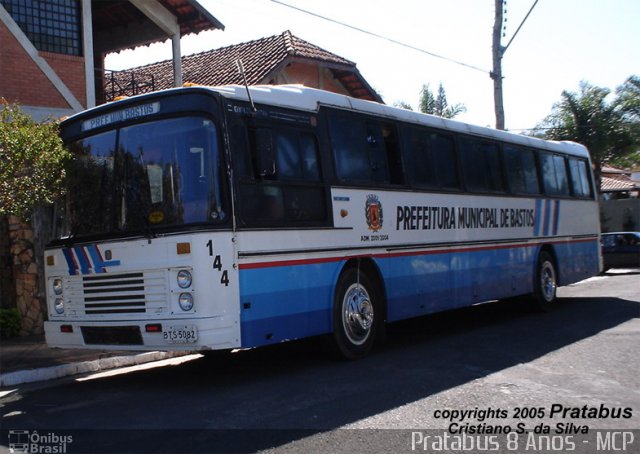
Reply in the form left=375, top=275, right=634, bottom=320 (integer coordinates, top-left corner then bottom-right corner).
left=393, top=100, right=413, bottom=111
left=0, top=101, right=72, bottom=220
left=615, top=75, right=640, bottom=120
left=533, top=76, right=640, bottom=173
left=419, top=83, right=467, bottom=119
left=0, top=307, right=21, bottom=339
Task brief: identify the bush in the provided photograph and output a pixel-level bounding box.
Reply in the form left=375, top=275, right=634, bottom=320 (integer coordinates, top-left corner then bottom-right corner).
left=0, top=100, right=71, bottom=220
left=0, top=307, right=21, bottom=338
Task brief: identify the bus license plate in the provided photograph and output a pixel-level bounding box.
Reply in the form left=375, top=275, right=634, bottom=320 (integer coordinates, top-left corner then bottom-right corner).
left=163, top=326, right=197, bottom=344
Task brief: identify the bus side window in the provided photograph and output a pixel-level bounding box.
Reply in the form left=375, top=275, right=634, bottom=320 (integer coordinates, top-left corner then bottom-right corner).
left=363, top=121, right=403, bottom=185
left=459, top=137, right=505, bottom=193
left=540, top=152, right=570, bottom=197
left=568, top=157, right=593, bottom=198
left=380, top=123, right=404, bottom=185
left=274, top=130, right=320, bottom=182
left=328, top=113, right=403, bottom=185
left=329, top=113, right=370, bottom=182
left=504, top=146, right=540, bottom=195
left=238, top=124, right=326, bottom=226
left=404, top=127, right=458, bottom=190
left=229, top=123, right=252, bottom=178
left=255, top=128, right=276, bottom=177
left=429, top=132, right=459, bottom=190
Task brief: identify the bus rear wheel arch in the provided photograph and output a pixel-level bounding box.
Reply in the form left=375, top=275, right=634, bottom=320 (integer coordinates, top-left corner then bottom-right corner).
left=332, top=262, right=385, bottom=360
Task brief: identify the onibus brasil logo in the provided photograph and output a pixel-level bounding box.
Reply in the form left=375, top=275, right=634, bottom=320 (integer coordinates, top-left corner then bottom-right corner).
left=365, top=194, right=383, bottom=232
left=8, top=430, right=73, bottom=453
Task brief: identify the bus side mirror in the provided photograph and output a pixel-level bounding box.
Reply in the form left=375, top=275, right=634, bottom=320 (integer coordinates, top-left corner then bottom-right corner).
left=256, top=128, right=275, bottom=177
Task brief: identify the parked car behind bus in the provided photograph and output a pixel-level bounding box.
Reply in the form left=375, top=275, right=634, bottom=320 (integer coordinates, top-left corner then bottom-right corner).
left=601, top=232, right=640, bottom=271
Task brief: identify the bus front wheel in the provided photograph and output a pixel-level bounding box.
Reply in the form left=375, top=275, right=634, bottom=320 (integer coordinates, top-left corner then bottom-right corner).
left=332, top=268, right=379, bottom=360
left=530, top=251, right=557, bottom=311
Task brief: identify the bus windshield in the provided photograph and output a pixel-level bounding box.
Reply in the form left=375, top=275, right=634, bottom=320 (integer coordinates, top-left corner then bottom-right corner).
left=55, top=116, right=224, bottom=240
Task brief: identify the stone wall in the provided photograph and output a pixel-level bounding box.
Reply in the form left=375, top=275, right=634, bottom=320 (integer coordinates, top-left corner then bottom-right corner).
left=7, top=216, right=44, bottom=335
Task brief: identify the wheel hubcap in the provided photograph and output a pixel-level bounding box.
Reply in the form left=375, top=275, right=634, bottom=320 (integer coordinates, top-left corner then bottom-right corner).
left=342, top=283, right=374, bottom=345
left=540, top=261, right=556, bottom=302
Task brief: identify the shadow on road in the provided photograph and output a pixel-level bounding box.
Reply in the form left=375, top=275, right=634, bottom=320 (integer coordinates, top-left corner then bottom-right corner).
left=2, top=287, right=639, bottom=452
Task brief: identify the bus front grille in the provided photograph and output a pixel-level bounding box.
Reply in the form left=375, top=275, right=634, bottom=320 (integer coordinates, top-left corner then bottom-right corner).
left=77, top=271, right=167, bottom=315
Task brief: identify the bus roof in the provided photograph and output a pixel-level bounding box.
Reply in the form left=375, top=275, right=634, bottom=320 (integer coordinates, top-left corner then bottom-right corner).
left=209, top=84, right=590, bottom=159
left=66, top=84, right=590, bottom=159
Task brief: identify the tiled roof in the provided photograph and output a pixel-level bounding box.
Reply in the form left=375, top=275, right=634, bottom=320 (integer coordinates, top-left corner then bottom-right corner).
left=601, top=175, right=640, bottom=192
left=93, top=0, right=224, bottom=52
left=601, top=165, right=628, bottom=175
left=106, top=31, right=381, bottom=102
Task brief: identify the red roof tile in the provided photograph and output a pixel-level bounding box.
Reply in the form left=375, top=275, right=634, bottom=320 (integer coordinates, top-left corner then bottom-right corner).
left=105, top=31, right=381, bottom=102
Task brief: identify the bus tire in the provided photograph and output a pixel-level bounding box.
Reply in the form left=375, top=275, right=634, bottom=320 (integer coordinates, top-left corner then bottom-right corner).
left=530, top=251, right=557, bottom=311
left=332, top=267, right=378, bottom=360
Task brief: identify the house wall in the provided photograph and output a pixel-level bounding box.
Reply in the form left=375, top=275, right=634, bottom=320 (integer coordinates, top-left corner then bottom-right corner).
left=275, top=62, right=351, bottom=96
left=600, top=199, right=640, bottom=232
left=1, top=20, right=86, bottom=335
left=0, top=21, right=86, bottom=110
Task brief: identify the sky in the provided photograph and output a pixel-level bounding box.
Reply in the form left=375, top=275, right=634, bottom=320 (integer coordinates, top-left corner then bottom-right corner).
left=105, top=0, right=640, bottom=132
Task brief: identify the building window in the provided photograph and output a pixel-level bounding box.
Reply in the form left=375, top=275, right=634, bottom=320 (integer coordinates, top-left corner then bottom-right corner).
left=1, top=0, right=82, bottom=56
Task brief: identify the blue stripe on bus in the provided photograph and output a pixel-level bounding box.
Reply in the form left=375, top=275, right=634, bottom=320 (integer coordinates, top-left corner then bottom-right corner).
left=533, top=199, right=543, bottom=236
left=239, top=260, right=341, bottom=347
left=543, top=200, right=552, bottom=236
left=73, top=246, right=91, bottom=274
left=62, top=248, right=78, bottom=275
left=552, top=200, right=560, bottom=235
left=238, top=238, right=600, bottom=349
left=86, top=244, right=121, bottom=273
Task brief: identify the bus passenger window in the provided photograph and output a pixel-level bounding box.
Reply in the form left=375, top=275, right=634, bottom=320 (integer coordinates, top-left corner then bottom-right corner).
left=274, top=131, right=320, bottom=181
left=540, top=153, right=570, bottom=196
left=504, top=146, right=540, bottom=195
left=459, top=138, right=504, bottom=193
left=404, top=128, right=458, bottom=190
left=380, top=123, right=404, bottom=185
left=328, top=113, right=403, bottom=185
left=568, top=157, right=593, bottom=198
left=238, top=125, right=327, bottom=227
left=329, top=114, right=370, bottom=182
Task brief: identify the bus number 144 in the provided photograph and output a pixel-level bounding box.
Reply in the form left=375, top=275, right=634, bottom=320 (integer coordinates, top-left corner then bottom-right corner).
left=206, top=240, right=229, bottom=287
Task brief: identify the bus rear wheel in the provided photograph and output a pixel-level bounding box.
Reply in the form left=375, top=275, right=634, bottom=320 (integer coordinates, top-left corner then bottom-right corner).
left=332, top=268, right=379, bottom=360
left=530, top=251, right=557, bottom=311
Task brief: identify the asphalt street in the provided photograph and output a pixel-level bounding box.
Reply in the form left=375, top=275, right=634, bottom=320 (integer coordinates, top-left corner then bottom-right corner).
left=1, top=270, right=638, bottom=453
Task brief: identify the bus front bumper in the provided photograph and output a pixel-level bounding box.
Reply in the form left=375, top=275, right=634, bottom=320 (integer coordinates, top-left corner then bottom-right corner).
left=44, top=319, right=240, bottom=352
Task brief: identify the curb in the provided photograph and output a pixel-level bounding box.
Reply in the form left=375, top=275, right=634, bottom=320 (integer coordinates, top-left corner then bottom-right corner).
left=0, top=351, right=189, bottom=388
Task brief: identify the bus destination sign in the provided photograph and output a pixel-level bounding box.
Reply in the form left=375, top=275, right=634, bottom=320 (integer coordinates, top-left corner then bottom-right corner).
left=82, top=102, right=160, bottom=131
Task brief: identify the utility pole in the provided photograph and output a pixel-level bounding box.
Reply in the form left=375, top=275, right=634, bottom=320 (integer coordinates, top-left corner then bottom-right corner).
left=491, top=0, right=505, bottom=130
left=491, top=0, right=540, bottom=131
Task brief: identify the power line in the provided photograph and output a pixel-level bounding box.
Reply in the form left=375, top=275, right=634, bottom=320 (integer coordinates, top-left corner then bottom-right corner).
left=268, top=0, right=490, bottom=75
left=502, top=0, right=540, bottom=54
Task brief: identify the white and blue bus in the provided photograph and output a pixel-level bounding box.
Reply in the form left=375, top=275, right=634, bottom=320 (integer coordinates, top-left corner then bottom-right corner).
left=45, top=85, right=601, bottom=359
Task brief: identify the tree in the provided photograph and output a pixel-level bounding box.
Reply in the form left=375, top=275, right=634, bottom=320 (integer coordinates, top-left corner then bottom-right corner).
left=393, top=100, right=413, bottom=111
left=533, top=77, right=640, bottom=183
left=0, top=100, right=71, bottom=220
left=419, top=83, right=466, bottom=119
left=615, top=75, right=640, bottom=120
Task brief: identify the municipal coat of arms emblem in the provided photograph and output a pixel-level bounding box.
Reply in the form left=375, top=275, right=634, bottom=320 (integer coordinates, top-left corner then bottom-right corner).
left=365, top=194, right=383, bottom=232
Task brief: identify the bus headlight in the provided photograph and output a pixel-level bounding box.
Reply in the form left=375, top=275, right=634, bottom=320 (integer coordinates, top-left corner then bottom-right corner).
left=54, top=298, right=65, bottom=314
left=177, top=270, right=192, bottom=289
left=178, top=293, right=194, bottom=311
left=53, top=278, right=63, bottom=295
